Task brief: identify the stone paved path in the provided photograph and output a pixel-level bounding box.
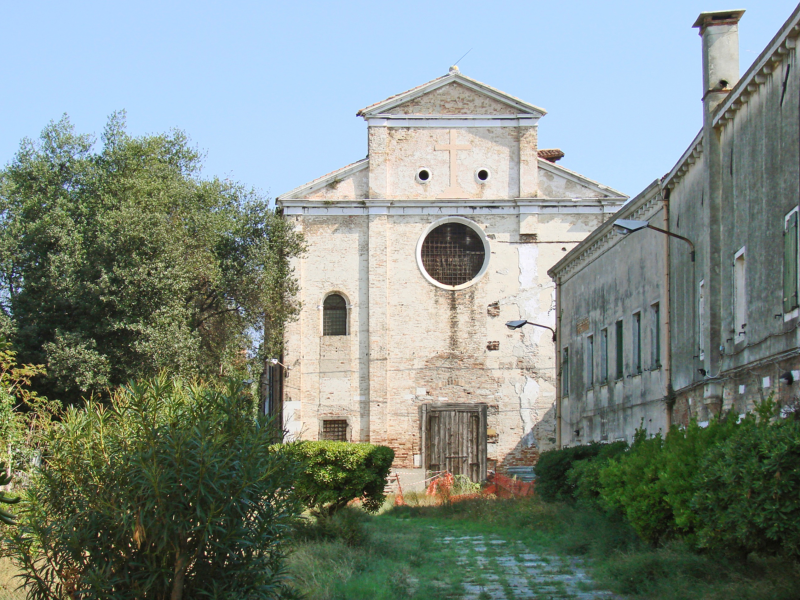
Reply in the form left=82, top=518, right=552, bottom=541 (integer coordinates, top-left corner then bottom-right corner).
left=440, top=533, right=622, bottom=600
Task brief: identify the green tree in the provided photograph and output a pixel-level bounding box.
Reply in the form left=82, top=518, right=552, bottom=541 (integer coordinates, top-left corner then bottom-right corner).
left=0, top=341, right=59, bottom=474
left=8, top=375, right=301, bottom=599
left=0, top=113, right=304, bottom=404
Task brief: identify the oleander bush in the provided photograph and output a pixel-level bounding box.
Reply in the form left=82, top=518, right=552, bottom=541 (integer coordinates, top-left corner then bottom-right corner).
left=281, top=441, right=394, bottom=516
left=564, top=441, right=628, bottom=507
left=693, top=408, right=800, bottom=558
left=7, top=375, right=301, bottom=600
left=551, top=397, right=800, bottom=558
left=535, top=441, right=627, bottom=503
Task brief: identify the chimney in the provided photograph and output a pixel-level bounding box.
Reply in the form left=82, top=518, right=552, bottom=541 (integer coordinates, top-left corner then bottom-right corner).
left=693, top=10, right=745, bottom=117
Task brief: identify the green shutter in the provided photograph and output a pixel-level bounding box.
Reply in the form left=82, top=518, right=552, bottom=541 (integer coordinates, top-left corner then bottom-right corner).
left=785, top=211, right=799, bottom=312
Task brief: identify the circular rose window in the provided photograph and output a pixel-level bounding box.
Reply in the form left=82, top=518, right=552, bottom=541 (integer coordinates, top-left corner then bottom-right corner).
left=416, top=218, right=490, bottom=289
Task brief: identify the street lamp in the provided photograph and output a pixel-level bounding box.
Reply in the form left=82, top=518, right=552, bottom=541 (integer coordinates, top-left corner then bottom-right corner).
left=269, top=358, right=290, bottom=377
left=613, top=219, right=695, bottom=262
left=506, top=320, right=556, bottom=342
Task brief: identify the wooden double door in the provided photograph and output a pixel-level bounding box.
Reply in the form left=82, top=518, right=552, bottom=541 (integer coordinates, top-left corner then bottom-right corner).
left=420, top=403, right=487, bottom=483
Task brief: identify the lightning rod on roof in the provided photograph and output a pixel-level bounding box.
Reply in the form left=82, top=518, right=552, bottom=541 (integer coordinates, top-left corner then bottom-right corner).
left=452, top=48, right=473, bottom=69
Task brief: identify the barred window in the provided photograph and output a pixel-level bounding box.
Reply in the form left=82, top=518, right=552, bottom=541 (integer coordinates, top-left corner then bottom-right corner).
left=323, top=294, right=347, bottom=336
left=322, top=419, right=348, bottom=441
left=420, top=222, right=486, bottom=287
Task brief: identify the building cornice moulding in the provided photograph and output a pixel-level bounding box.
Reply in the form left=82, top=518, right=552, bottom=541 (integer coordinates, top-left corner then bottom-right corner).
left=366, top=115, right=541, bottom=128
left=357, top=71, right=547, bottom=118
left=713, top=4, right=800, bottom=129
left=663, top=132, right=704, bottom=190
left=280, top=197, right=625, bottom=217
left=548, top=181, right=663, bottom=284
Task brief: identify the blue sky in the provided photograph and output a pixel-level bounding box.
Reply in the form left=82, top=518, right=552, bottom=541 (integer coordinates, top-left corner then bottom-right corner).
left=2, top=1, right=798, bottom=201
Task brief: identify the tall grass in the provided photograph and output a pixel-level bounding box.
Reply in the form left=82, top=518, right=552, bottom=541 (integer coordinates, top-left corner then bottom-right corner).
left=287, top=497, right=800, bottom=600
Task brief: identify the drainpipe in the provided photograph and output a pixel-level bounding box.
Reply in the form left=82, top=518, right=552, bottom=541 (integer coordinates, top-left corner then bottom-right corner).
left=555, top=276, right=562, bottom=449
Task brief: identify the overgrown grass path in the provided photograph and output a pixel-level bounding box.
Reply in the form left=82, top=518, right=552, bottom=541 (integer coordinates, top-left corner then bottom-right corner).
left=441, top=531, right=618, bottom=599
left=287, top=505, right=624, bottom=600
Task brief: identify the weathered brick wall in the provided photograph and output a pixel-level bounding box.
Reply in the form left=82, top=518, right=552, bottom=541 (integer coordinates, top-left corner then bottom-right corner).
left=279, top=73, right=625, bottom=472
left=284, top=210, right=603, bottom=468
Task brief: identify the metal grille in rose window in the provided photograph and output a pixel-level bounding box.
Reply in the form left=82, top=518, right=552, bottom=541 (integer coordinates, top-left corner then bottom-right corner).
left=421, top=223, right=485, bottom=287
left=322, top=420, right=348, bottom=441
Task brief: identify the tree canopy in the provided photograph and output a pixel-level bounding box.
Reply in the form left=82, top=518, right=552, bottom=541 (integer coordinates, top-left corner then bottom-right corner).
left=0, top=113, right=303, bottom=404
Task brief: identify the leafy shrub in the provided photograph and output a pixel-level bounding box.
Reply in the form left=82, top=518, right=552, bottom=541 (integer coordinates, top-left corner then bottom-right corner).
left=0, top=465, right=20, bottom=526
left=536, top=441, right=627, bottom=502
left=565, top=441, right=628, bottom=506
left=693, top=411, right=800, bottom=558
left=598, top=431, right=672, bottom=544
left=8, top=375, right=301, bottom=599
left=659, top=417, right=738, bottom=535
left=282, top=441, right=394, bottom=516
left=0, top=341, right=60, bottom=476
left=598, top=418, right=740, bottom=545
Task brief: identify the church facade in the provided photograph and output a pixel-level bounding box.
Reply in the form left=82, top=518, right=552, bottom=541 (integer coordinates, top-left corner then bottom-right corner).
left=277, top=68, right=625, bottom=477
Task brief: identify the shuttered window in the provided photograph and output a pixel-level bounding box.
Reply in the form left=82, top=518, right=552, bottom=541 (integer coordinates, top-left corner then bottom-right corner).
left=562, top=347, right=569, bottom=397
left=633, top=312, right=642, bottom=374
left=600, top=328, right=608, bottom=383
left=615, top=320, right=624, bottom=379
left=785, top=210, right=799, bottom=313
left=651, top=303, right=661, bottom=368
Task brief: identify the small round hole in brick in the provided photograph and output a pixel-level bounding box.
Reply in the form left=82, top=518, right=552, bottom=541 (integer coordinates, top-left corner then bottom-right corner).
left=417, top=169, right=430, bottom=183
left=477, top=169, right=490, bottom=182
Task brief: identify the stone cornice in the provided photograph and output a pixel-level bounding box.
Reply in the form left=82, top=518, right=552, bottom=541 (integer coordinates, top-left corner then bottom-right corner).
left=357, top=71, right=547, bottom=118
left=280, top=197, right=625, bottom=217
left=713, top=4, right=800, bottom=130
left=663, top=131, right=704, bottom=190
left=548, top=181, right=663, bottom=283
left=366, top=115, right=540, bottom=128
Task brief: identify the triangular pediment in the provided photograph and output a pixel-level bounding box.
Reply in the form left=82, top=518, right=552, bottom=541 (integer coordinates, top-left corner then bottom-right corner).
left=277, top=158, right=369, bottom=201
left=537, top=159, right=627, bottom=200
left=357, top=70, right=546, bottom=118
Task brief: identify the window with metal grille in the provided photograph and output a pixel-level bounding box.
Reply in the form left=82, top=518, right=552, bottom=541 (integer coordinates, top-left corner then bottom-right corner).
left=322, top=419, right=348, bottom=441
left=323, top=294, right=347, bottom=336
left=420, top=222, right=486, bottom=287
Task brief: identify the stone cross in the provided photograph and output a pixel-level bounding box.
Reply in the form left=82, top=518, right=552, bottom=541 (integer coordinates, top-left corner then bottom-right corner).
left=435, top=130, right=471, bottom=198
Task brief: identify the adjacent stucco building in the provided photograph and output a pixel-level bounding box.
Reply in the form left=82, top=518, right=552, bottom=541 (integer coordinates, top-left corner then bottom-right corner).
left=549, top=7, right=800, bottom=447
left=277, top=69, right=625, bottom=477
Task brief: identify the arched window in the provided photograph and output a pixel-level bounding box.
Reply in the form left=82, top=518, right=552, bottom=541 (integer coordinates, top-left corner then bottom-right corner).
left=323, top=294, right=347, bottom=336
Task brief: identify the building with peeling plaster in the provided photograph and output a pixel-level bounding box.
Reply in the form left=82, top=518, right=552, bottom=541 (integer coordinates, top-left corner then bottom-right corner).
left=550, top=7, right=800, bottom=448
left=276, top=69, right=626, bottom=478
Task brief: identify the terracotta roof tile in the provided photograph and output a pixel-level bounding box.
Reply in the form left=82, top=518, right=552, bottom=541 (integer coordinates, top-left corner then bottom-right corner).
left=538, top=148, right=565, bottom=163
